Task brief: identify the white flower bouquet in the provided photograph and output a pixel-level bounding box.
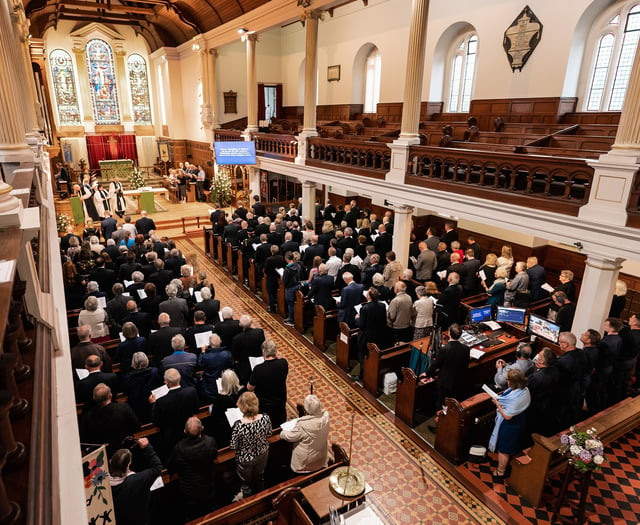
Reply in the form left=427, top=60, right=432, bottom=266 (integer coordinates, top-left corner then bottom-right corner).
left=559, top=426, right=605, bottom=473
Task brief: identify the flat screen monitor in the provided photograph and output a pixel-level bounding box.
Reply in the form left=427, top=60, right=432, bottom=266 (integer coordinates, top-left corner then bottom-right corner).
left=213, top=141, right=257, bottom=165
left=528, top=313, right=561, bottom=344
left=495, top=306, right=526, bottom=325
left=470, top=305, right=493, bottom=324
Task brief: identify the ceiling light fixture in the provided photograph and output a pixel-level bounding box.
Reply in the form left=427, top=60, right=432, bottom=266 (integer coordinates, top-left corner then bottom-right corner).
left=237, top=28, right=248, bottom=34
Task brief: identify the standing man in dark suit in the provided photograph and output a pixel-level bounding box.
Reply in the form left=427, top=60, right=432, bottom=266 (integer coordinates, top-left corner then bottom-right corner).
left=337, top=273, right=363, bottom=328
left=302, top=236, right=325, bottom=268
left=247, top=340, right=289, bottom=428
left=526, top=256, right=547, bottom=302
left=135, top=210, right=156, bottom=238
left=441, top=222, right=458, bottom=251
left=426, top=323, right=470, bottom=411
left=150, top=368, right=199, bottom=461
left=309, top=264, right=336, bottom=310
left=374, top=224, right=393, bottom=257
left=184, top=310, right=216, bottom=352
left=74, top=355, right=118, bottom=412
left=196, top=287, right=220, bottom=324
left=101, top=211, right=118, bottom=243
left=461, top=249, right=481, bottom=297
left=146, top=313, right=182, bottom=364
left=215, top=307, right=242, bottom=349
left=355, top=288, right=391, bottom=381
left=437, top=272, right=463, bottom=329
left=232, top=315, right=266, bottom=385
left=252, top=194, right=266, bottom=218
left=159, top=284, right=190, bottom=329
left=90, top=257, right=117, bottom=299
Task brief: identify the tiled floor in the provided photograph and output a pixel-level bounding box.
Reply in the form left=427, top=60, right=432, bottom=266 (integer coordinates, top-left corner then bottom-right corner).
left=462, top=430, right=640, bottom=524
left=178, top=237, right=506, bottom=525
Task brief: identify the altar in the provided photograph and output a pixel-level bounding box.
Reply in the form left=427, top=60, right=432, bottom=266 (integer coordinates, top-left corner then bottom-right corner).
left=99, top=159, right=133, bottom=182
left=123, top=187, right=167, bottom=214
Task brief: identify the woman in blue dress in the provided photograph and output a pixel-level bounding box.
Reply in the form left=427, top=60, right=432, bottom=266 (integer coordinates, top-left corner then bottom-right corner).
left=488, top=369, right=530, bottom=479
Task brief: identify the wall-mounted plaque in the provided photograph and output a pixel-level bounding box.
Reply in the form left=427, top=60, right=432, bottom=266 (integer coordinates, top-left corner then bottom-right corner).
left=223, top=90, right=237, bottom=114
left=503, top=6, right=543, bottom=72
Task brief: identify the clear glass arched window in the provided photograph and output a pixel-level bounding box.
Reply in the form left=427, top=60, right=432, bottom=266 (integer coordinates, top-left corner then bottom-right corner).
left=86, top=39, right=121, bottom=124
left=49, top=49, right=82, bottom=126
left=127, top=54, right=152, bottom=125
left=447, top=34, right=478, bottom=113
left=586, top=4, right=640, bottom=111
left=364, top=48, right=381, bottom=113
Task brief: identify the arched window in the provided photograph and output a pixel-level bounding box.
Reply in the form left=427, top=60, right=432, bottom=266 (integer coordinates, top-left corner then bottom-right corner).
left=49, top=49, right=81, bottom=126
left=585, top=3, right=640, bottom=111
left=127, top=54, right=152, bottom=125
left=364, top=47, right=381, bottom=113
left=447, top=34, right=478, bottom=113
left=86, top=39, right=121, bottom=125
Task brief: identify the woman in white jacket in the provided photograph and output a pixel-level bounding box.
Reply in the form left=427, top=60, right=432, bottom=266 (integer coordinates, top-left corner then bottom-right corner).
left=280, top=395, right=330, bottom=473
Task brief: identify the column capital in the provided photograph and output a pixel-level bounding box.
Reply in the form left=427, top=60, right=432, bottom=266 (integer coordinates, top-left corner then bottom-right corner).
left=301, top=9, right=323, bottom=21
left=208, top=48, right=218, bottom=58
left=583, top=252, right=625, bottom=271
left=113, top=41, right=126, bottom=57
left=391, top=204, right=415, bottom=215
left=244, top=33, right=259, bottom=43
left=192, top=35, right=206, bottom=54
left=301, top=180, right=316, bottom=189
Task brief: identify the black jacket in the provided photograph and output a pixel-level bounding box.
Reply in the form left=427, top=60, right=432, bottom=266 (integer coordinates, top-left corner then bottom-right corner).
left=168, top=435, right=218, bottom=503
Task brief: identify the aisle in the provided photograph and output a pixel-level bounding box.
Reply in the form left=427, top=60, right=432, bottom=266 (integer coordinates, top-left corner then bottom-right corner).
left=177, top=237, right=507, bottom=525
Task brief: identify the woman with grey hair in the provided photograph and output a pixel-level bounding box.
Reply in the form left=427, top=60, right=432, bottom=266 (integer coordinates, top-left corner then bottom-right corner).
left=78, top=295, right=110, bottom=341
left=121, top=352, right=162, bottom=423
left=412, top=286, right=435, bottom=339
left=280, top=394, right=330, bottom=473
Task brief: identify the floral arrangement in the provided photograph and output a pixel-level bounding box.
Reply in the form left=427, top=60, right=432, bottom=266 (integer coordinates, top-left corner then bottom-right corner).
left=129, top=166, right=146, bottom=189
left=56, top=213, right=72, bottom=233
left=559, top=426, right=605, bottom=473
left=210, top=170, right=233, bottom=207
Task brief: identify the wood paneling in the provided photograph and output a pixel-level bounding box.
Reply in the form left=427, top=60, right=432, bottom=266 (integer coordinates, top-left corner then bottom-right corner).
left=468, top=97, right=578, bottom=131
left=316, top=104, right=363, bottom=122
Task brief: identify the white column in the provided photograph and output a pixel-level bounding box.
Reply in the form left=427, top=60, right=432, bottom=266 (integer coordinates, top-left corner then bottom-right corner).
left=72, top=39, right=95, bottom=133
left=0, top=182, right=23, bottom=228
left=193, top=37, right=212, bottom=134
left=244, top=33, right=259, bottom=135
left=579, top=38, right=640, bottom=226
left=8, top=2, right=40, bottom=136
left=248, top=168, right=261, bottom=201
left=209, top=49, right=221, bottom=130
left=0, top=0, right=31, bottom=163
left=391, top=205, right=414, bottom=270
left=295, top=10, right=321, bottom=165
left=113, top=41, right=134, bottom=132
left=386, top=0, right=430, bottom=183
left=301, top=181, right=316, bottom=223
left=571, top=253, right=624, bottom=339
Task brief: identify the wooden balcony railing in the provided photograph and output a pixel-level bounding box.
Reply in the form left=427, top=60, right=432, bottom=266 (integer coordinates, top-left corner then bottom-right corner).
left=253, top=133, right=298, bottom=160
left=306, top=137, right=390, bottom=178
left=214, top=130, right=244, bottom=142
left=405, top=145, right=594, bottom=216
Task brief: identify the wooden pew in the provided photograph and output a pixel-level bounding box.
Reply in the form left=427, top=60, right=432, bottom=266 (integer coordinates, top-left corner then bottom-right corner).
left=394, top=331, right=526, bottom=425
left=363, top=337, right=430, bottom=396
left=433, top=392, right=495, bottom=464
left=260, top=276, right=285, bottom=316
left=216, top=235, right=225, bottom=266
left=225, top=243, right=237, bottom=275
left=508, top=395, right=640, bottom=507
left=312, top=305, right=338, bottom=351
left=188, top=444, right=348, bottom=525
left=247, top=259, right=257, bottom=292
left=236, top=249, right=245, bottom=284
left=203, top=228, right=213, bottom=257
left=211, top=233, right=219, bottom=262
left=335, top=322, right=359, bottom=372
left=293, top=290, right=314, bottom=333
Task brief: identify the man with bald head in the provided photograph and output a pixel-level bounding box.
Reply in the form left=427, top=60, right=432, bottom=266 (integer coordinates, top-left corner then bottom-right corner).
left=232, top=315, right=266, bottom=385
left=168, top=416, right=218, bottom=521
left=135, top=210, right=156, bottom=238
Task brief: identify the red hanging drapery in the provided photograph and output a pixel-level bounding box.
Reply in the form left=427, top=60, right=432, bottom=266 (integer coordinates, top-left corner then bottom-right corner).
left=85, top=134, right=138, bottom=169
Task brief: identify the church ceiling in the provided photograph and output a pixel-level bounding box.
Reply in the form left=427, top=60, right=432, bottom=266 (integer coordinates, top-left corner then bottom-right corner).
left=24, top=0, right=271, bottom=51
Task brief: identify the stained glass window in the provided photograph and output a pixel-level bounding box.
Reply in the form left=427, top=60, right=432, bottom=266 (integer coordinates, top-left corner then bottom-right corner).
left=127, top=54, right=152, bottom=125
left=86, top=39, right=121, bottom=125
left=49, top=49, right=81, bottom=126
